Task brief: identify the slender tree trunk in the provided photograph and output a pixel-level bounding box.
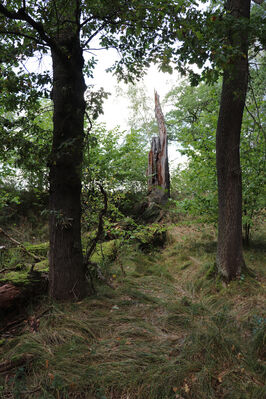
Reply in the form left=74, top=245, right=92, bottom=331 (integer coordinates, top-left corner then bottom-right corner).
left=216, top=0, right=250, bottom=280
left=48, top=31, right=87, bottom=300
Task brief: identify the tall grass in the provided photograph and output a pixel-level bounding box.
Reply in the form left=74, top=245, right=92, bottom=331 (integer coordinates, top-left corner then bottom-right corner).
left=0, top=223, right=265, bottom=398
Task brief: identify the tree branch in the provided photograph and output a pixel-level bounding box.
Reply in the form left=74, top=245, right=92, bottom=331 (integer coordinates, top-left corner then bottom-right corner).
left=82, top=23, right=108, bottom=49
left=0, top=227, right=44, bottom=262
left=245, top=105, right=265, bottom=135
left=0, top=29, right=44, bottom=45
left=0, top=4, right=62, bottom=58
left=80, top=16, right=94, bottom=28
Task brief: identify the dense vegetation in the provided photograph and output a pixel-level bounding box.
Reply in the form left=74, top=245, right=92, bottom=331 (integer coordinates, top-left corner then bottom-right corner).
left=0, top=1, right=265, bottom=398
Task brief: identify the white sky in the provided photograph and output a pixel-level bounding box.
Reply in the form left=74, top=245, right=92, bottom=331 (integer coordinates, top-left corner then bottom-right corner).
left=24, top=45, right=185, bottom=168
left=88, top=49, right=178, bottom=129
left=88, top=47, right=184, bottom=168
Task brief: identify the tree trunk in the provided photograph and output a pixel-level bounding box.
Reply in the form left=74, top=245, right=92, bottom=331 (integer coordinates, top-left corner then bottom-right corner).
left=147, top=91, right=170, bottom=203
left=216, top=0, right=250, bottom=280
left=48, top=30, right=87, bottom=300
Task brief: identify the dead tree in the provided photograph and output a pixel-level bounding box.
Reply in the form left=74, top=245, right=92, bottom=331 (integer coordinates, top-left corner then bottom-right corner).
left=147, top=91, right=170, bottom=203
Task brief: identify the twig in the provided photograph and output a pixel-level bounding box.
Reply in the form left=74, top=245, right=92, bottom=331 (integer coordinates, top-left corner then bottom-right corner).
left=35, top=307, right=53, bottom=320
left=0, top=316, right=26, bottom=335
left=96, top=266, right=115, bottom=290
left=83, top=185, right=116, bottom=290
left=118, top=258, right=126, bottom=277
left=88, top=262, right=115, bottom=290
left=0, top=227, right=44, bottom=262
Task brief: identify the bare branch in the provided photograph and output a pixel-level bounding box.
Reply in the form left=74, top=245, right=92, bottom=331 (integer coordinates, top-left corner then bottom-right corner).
left=248, top=78, right=265, bottom=137
left=82, top=24, right=108, bottom=48
left=245, top=105, right=265, bottom=135
left=80, top=16, right=94, bottom=28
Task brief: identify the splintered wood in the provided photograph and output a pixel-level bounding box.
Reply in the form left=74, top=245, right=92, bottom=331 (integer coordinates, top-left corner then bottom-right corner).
left=147, top=91, right=170, bottom=203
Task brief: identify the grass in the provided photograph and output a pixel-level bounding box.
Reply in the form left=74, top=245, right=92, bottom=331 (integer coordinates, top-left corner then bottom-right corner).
left=0, top=222, right=265, bottom=398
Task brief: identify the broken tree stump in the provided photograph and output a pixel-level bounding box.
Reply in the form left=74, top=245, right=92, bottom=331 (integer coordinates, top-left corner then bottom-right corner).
left=0, top=271, right=48, bottom=317
left=147, top=91, right=170, bottom=203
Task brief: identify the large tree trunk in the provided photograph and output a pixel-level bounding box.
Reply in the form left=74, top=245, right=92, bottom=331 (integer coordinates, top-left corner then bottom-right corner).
left=48, top=30, right=87, bottom=299
left=147, top=91, right=170, bottom=203
left=216, top=0, right=250, bottom=280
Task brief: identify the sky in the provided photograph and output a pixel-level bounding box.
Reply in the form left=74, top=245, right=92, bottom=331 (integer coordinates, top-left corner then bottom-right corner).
left=24, top=42, right=185, bottom=168
left=88, top=47, right=185, bottom=168
left=91, top=50, right=180, bottom=129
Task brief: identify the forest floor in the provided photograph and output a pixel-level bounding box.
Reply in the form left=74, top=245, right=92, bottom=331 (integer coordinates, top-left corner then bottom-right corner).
left=0, top=222, right=265, bottom=399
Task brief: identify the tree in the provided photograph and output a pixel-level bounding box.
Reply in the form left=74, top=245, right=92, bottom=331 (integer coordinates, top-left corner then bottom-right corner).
left=0, top=0, right=185, bottom=299
left=1, top=1, right=264, bottom=297
left=154, top=0, right=265, bottom=279
left=215, top=0, right=250, bottom=279
left=165, top=80, right=220, bottom=221
left=84, top=123, right=148, bottom=192
left=0, top=1, right=87, bottom=299
left=165, top=67, right=265, bottom=236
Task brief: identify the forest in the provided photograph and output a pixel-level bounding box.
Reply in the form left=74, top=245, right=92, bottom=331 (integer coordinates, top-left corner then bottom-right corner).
left=0, top=1, right=265, bottom=398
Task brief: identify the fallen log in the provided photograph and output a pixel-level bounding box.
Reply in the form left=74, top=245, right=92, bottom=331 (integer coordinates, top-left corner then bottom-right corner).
left=0, top=284, right=21, bottom=309
left=0, top=271, right=48, bottom=314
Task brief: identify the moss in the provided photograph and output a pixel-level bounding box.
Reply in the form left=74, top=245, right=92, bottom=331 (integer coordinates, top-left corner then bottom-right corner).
left=35, top=259, right=49, bottom=272
left=5, top=247, right=24, bottom=267
left=24, top=242, right=49, bottom=256
left=0, top=269, right=31, bottom=286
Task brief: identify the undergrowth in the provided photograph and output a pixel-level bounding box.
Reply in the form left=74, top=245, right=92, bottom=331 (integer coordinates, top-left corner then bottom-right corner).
left=0, top=223, right=265, bottom=398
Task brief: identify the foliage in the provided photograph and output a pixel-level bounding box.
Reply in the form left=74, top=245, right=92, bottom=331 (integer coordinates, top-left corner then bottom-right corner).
left=0, top=100, right=52, bottom=216
left=81, top=122, right=149, bottom=244
left=165, top=57, right=265, bottom=239
left=84, top=123, right=149, bottom=192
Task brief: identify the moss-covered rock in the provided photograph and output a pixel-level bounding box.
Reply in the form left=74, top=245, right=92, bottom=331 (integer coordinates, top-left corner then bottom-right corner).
left=35, top=259, right=49, bottom=272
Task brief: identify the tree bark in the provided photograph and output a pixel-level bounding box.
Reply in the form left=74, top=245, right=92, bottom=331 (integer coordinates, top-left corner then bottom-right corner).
left=48, top=27, right=87, bottom=299
left=147, top=91, right=170, bottom=203
left=216, top=0, right=250, bottom=279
